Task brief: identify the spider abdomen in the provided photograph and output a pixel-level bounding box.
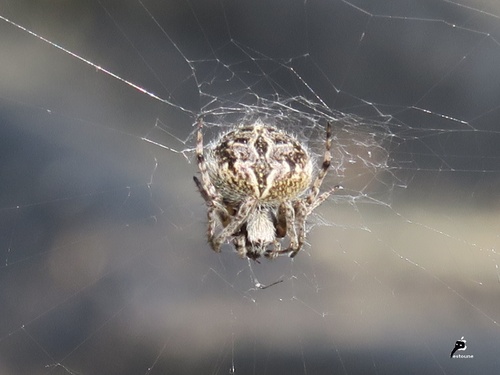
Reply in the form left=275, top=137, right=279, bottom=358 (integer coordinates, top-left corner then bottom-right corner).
left=207, top=122, right=313, bottom=203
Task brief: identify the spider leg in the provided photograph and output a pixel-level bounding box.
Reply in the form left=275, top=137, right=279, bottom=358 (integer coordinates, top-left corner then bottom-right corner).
left=266, top=239, right=282, bottom=259
left=233, top=233, right=247, bottom=258
left=194, top=118, right=218, bottom=201
left=289, top=201, right=307, bottom=258
left=283, top=202, right=298, bottom=251
left=274, top=203, right=287, bottom=238
left=308, top=184, right=343, bottom=213
left=306, top=122, right=332, bottom=206
left=206, top=206, right=221, bottom=252
left=212, top=197, right=257, bottom=250
left=265, top=205, right=285, bottom=258
left=193, top=176, right=210, bottom=203
left=194, top=119, right=235, bottom=253
left=273, top=201, right=303, bottom=257
left=264, top=239, right=282, bottom=259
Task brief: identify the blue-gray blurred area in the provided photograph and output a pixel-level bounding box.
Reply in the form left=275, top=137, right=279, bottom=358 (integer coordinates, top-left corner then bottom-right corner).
left=1, top=1, right=500, bottom=374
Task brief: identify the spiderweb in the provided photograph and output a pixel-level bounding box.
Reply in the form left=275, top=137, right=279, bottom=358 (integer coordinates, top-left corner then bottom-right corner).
left=1, top=0, right=499, bottom=374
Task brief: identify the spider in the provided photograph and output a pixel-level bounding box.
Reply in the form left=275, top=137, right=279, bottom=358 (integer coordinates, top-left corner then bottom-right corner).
left=193, top=118, right=339, bottom=260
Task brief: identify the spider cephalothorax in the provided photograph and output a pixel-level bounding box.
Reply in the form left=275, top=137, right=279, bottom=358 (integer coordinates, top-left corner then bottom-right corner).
left=194, top=119, right=337, bottom=260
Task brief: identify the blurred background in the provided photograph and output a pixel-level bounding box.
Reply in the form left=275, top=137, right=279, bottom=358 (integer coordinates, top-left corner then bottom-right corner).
left=1, top=0, right=500, bottom=374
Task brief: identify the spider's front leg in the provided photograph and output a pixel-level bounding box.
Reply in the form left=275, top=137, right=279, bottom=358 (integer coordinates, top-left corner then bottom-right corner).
left=289, top=201, right=307, bottom=258
left=264, top=239, right=282, bottom=259
left=206, top=205, right=224, bottom=252
left=232, top=232, right=247, bottom=258
left=194, top=175, right=228, bottom=252
left=265, top=203, right=289, bottom=258
left=212, top=197, right=257, bottom=251
left=272, top=201, right=304, bottom=258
